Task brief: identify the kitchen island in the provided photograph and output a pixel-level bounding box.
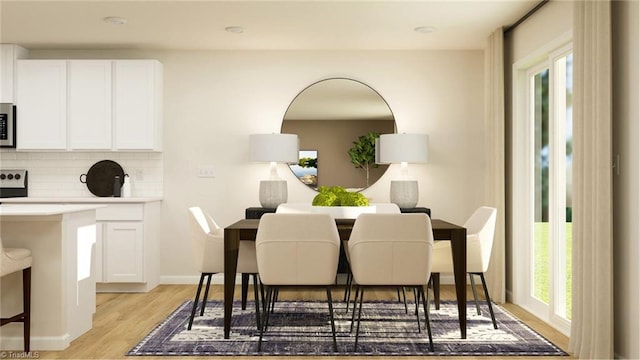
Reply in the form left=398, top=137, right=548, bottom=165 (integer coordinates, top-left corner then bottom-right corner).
left=0, top=204, right=103, bottom=351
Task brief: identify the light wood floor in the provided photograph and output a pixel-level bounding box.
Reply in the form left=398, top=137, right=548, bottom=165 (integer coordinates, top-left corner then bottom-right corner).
left=37, top=284, right=573, bottom=360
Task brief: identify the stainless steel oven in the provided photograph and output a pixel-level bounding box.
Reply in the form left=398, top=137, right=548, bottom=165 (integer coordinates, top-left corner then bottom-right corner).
left=0, top=169, right=28, bottom=198
left=0, top=103, right=16, bottom=148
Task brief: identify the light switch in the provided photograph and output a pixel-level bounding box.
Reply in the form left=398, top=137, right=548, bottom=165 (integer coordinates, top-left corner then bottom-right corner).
left=197, top=165, right=216, bottom=178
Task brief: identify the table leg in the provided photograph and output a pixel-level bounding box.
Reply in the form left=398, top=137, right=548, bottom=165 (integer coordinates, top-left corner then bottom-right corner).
left=241, top=273, right=249, bottom=310
left=223, top=228, right=240, bottom=339
left=449, top=227, right=467, bottom=339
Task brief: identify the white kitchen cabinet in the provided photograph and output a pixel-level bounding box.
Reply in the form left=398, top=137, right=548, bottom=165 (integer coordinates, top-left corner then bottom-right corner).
left=104, top=222, right=144, bottom=282
left=68, top=60, right=113, bottom=149
left=94, top=201, right=161, bottom=292
left=114, top=60, right=163, bottom=151
left=16, top=60, right=68, bottom=150
left=0, top=44, right=28, bottom=103
left=15, top=59, right=162, bottom=151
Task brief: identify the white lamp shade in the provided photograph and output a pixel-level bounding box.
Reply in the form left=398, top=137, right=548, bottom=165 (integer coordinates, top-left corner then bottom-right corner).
left=375, top=133, right=429, bottom=164
left=249, top=133, right=299, bottom=163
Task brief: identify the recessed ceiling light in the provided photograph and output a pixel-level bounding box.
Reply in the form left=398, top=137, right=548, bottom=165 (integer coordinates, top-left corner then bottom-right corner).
left=103, top=17, right=127, bottom=25
left=414, top=26, right=436, bottom=34
left=225, top=26, right=245, bottom=34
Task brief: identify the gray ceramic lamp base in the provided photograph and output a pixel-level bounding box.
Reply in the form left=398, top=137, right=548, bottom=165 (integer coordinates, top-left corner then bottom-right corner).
left=259, top=180, right=288, bottom=209
left=390, top=180, right=419, bottom=209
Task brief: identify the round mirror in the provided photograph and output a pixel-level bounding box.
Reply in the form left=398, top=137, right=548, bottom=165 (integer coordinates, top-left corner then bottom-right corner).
left=282, top=78, right=396, bottom=191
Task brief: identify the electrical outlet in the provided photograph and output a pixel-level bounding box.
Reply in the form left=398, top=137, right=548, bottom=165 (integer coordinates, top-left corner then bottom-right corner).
left=197, top=165, right=216, bottom=178
left=134, top=169, right=145, bottom=181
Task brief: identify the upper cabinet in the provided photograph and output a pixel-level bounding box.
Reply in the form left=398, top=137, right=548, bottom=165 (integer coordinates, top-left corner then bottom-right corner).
left=0, top=44, right=28, bottom=103
left=15, top=59, right=163, bottom=151
left=113, top=60, right=162, bottom=150
left=16, top=60, right=68, bottom=149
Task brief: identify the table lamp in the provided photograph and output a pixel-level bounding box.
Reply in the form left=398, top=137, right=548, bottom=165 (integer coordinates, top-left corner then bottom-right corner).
left=249, top=133, right=299, bottom=209
left=375, top=133, right=429, bottom=208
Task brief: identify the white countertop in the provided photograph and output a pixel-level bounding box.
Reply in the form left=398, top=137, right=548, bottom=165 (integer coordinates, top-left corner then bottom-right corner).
left=1, top=196, right=163, bottom=204
left=0, top=204, right=106, bottom=216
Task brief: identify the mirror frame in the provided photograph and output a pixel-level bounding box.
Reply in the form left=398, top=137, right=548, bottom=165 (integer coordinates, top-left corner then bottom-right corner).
left=281, top=78, right=396, bottom=191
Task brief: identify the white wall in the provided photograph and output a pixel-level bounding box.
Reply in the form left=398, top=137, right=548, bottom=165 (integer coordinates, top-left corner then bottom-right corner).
left=26, top=48, right=485, bottom=281
left=612, top=1, right=640, bottom=358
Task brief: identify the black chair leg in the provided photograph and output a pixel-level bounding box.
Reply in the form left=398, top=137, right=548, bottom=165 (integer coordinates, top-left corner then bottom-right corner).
left=200, top=274, right=213, bottom=316
left=188, top=273, right=207, bottom=330
left=241, top=273, right=250, bottom=310
left=252, top=274, right=261, bottom=330
left=413, top=286, right=421, bottom=332
left=354, top=287, right=365, bottom=351
left=326, top=287, right=338, bottom=352
left=469, top=273, right=482, bottom=315
left=258, top=286, right=276, bottom=352
left=419, top=285, right=434, bottom=351
left=478, top=273, right=498, bottom=329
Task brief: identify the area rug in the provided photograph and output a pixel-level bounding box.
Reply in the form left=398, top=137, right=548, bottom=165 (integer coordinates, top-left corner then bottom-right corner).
left=128, top=299, right=567, bottom=356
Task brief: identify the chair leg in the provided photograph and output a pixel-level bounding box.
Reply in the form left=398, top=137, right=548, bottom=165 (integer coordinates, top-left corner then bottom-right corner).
left=252, top=274, right=261, bottom=330
left=188, top=273, right=207, bottom=330
left=419, top=285, right=434, bottom=351
left=478, top=273, right=498, bottom=329
left=354, top=286, right=365, bottom=351
left=258, top=286, right=276, bottom=352
left=402, top=287, right=408, bottom=313
left=23, top=267, right=31, bottom=353
left=325, top=287, right=338, bottom=352
left=469, top=273, right=482, bottom=315
left=200, top=274, right=213, bottom=316
left=350, top=285, right=360, bottom=332
left=413, top=286, right=421, bottom=332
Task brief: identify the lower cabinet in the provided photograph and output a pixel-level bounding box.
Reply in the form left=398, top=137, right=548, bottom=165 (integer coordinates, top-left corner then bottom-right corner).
left=95, top=201, right=160, bottom=292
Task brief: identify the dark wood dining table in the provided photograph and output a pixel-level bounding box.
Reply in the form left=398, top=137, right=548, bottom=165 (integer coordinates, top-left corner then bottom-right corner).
left=223, top=217, right=468, bottom=339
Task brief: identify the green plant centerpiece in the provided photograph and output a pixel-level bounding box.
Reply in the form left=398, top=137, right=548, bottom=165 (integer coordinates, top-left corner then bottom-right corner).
left=348, top=132, right=380, bottom=188
left=312, top=186, right=369, bottom=207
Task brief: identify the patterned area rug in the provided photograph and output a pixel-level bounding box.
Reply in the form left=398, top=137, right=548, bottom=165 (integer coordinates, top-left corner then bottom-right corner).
left=128, top=299, right=567, bottom=356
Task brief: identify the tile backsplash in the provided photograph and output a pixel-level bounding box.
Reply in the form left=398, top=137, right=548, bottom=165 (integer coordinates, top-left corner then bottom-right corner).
left=0, top=151, right=163, bottom=197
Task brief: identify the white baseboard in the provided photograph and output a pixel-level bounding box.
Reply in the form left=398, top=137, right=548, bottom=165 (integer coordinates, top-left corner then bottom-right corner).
left=0, top=333, right=70, bottom=351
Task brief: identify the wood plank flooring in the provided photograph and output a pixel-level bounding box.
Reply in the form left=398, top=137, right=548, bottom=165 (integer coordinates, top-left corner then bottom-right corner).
left=37, top=284, right=573, bottom=359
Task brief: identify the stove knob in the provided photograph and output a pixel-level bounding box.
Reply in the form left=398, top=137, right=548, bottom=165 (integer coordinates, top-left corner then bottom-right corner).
left=7, top=174, right=13, bottom=180
left=0, top=174, right=5, bottom=180
left=15, top=174, right=21, bottom=180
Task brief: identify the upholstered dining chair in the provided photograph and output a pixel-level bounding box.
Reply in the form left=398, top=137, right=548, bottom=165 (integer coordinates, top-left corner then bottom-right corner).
left=343, top=203, right=402, bottom=309
left=187, top=207, right=261, bottom=330
left=430, top=206, right=498, bottom=329
left=0, top=236, right=32, bottom=352
left=255, top=213, right=341, bottom=352
left=348, top=213, right=434, bottom=352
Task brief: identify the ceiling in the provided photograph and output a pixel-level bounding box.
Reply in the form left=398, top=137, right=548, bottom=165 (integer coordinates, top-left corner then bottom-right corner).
left=0, top=0, right=539, bottom=51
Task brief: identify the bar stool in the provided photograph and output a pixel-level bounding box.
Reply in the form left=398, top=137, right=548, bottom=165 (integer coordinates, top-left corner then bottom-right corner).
left=1, top=236, right=32, bottom=352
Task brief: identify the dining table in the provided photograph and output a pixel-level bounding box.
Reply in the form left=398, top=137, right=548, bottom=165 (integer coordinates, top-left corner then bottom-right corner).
left=223, top=217, right=468, bottom=339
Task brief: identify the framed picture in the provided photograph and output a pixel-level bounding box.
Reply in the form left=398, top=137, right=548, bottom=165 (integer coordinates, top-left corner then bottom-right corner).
left=289, top=150, right=318, bottom=188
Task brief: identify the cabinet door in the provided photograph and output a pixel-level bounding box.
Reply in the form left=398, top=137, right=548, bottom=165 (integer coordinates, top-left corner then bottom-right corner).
left=104, top=222, right=144, bottom=282
left=113, top=60, right=162, bottom=150
left=16, top=60, right=67, bottom=150
left=68, top=60, right=112, bottom=150
left=1, top=45, right=26, bottom=103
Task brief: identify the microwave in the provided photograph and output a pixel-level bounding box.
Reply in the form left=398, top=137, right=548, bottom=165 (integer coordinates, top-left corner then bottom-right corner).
left=0, top=103, right=16, bottom=148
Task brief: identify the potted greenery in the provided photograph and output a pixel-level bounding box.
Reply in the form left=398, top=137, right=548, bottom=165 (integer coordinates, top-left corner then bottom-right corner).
left=312, top=186, right=374, bottom=218
left=348, top=132, right=380, bottom=188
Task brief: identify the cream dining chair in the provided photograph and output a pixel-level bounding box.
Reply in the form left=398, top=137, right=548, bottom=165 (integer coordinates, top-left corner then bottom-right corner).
left=348, top=213, right=434, bottom=352
left=255, top=213, right=341, bottom=352
left=187, top=207, right=261, bottom=330
left=430, top=206, right=498, bottom=329
left=0, top=236, right=32, bottom=352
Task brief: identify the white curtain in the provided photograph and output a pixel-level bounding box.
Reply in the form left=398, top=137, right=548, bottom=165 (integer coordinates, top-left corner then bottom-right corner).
left=483, top=28, right=506, bottom=304
left=569, top=1, right=613, bottom=359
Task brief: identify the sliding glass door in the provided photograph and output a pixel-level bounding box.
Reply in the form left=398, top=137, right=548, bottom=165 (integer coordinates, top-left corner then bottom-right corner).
left=513, top=45, right=572, bottom=335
